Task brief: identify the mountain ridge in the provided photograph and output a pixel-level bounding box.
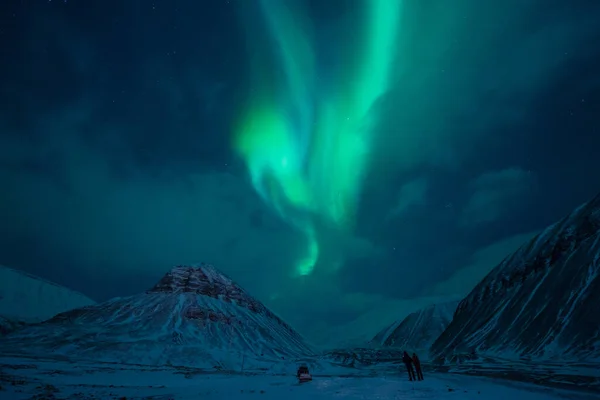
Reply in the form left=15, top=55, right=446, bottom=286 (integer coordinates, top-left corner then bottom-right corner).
left=370, top=301, right=459, bottom=358
left=0, top=264, right=96, bottom=328
left=431, top=193, right=600, bottom=364
left=1, top=264, right=316, bottom=370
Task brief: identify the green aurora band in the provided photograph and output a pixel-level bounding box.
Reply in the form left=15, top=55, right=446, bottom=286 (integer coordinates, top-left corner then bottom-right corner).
left=234, top=1, right=402, bottom=276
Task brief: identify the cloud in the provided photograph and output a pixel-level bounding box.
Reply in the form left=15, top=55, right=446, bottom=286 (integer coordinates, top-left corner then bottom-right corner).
left=0, top=101, right=392, bottom=344
left=321, top=230, right=538, bottom=346
left=429, top=230, right=538, bottom=297
left=263, top=256, right=460, bottom=347
left=367, top=0, right=600, bottom=181
left=461, top=167, right=536, bottom=225
left=385, top=178, right=429, bottom=221
left=306, top=293, right=461, bottom=348
left=0, top=103, right=304, bottom=302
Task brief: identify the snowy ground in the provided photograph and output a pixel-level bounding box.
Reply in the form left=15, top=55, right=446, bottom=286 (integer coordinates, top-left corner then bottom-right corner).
left=439, top=357, right=600, bottom=390
left=1, top=356, right=599, bottom=400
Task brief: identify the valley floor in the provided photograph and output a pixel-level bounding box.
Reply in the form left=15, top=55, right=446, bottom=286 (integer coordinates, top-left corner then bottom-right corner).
left=1, top=356, right=598, bottom=400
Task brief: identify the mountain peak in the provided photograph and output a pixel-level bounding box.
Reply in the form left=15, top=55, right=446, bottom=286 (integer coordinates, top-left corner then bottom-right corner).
left=148, top=264, right=234, bottom=294
left=1, top=263, right=315, bottom=368
left=147, top=264, right=269, bottom=316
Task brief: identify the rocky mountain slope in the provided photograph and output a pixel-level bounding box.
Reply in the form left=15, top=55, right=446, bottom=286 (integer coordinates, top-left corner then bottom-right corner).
left=0, top=265, right=95, bottom=335
left=0, top=264, right=315, bottom=370
left=370, top=319, right=403, bottom=347
left=430, top=193, right=600, bottom=387
left=371, top=301, right=459, bottom=357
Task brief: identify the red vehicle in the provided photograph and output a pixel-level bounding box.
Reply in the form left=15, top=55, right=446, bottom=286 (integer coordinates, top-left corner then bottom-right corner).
left=296, top=365, right=312, bottom=383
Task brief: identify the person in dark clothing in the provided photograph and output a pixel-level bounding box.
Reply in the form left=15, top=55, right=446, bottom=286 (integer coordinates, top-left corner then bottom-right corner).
left=412, top=353, right=423, bottom=381
left=402, top=351, right=416, bottom=381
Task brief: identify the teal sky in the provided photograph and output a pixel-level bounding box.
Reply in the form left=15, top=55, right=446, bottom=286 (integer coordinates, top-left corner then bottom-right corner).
left=0, top=0, right=599, bottom=346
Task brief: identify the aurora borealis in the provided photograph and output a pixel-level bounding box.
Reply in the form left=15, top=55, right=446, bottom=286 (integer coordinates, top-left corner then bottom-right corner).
left=1, top=0, right=600, bottom=346
left=234, top=0, right=403, bottom=276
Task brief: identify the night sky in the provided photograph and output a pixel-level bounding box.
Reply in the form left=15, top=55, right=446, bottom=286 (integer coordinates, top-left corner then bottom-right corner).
left=1, top=0, right=599, bottom=346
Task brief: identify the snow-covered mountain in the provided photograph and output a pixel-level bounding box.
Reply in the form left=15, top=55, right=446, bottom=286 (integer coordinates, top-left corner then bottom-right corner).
left=0, top=264, right=316, bottom=369
left=370, top=301, right=459, bottom=357
left=0, top=265, right=95, bottom=328
left=431, top=193, right=600, bottom=366
left=370, top=319, right=402, bottom=347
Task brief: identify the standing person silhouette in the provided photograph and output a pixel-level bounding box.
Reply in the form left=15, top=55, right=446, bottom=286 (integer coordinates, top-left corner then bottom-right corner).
left=412, top=353, right=424, bottom=381
left=402, top=351, right=416, bottom=381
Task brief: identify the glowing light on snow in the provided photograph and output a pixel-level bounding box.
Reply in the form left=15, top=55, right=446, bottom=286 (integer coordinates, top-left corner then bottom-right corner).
left=234, top=0, right=403, bottom=276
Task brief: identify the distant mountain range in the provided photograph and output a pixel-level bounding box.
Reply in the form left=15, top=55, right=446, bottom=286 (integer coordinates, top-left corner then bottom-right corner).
left=0, top=265, right=95, bottom=334
left=369, top=301, right=459, bottom=358
left=2, top=191, right=599, bottom=389
left=0, top=264, right=315, bottom=370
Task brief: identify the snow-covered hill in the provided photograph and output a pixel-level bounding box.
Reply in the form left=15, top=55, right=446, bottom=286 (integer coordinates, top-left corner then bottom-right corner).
left=370, top=301, right=459, bottom=357
left=0, top=264, right=316, bottom=370
left=0, top=265, right=95, bottom=326
left=431, top=193, right=600, bottom=374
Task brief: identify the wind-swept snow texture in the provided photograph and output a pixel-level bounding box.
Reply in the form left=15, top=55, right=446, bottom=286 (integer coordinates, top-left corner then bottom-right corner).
left=370, top=301, right=459, bottom=357
left=0, top=315, right=26, bottom=335
left=431, top=192, right=600, bottom=387
left=0, top=264, right=315, bottom=370
left=0, top=265, right=95, bottom=324
left=0, top=355, right=585, bottom=400
left=324, top=348, right=406, bottom=367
